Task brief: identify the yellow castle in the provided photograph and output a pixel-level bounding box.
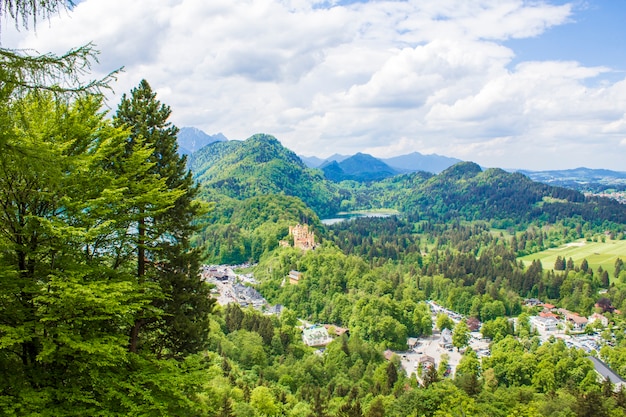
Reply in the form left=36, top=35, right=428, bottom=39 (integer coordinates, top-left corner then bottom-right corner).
left=289, top=224, right=316, bottom=250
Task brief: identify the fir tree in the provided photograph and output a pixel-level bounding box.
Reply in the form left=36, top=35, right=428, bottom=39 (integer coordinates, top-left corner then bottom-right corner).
left=114, top=79, right=214, bottom=357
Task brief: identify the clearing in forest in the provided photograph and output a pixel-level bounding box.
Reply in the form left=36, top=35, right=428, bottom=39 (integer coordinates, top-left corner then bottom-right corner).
left=518, top=238, right=626, bottom=277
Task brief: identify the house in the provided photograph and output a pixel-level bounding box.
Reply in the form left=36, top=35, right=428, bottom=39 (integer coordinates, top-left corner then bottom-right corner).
left=530, top=316, right=559, bottom=333
left=558, top=308, right=588, bottom=330
left=439, top=328, right=453, bottom=349
left=383, top=349, right=395, bottom=361
left=288, top=270, right=303, bottom=285
left=407, top=337, right=420, bottom=350
left=232, top=283, right=266, bottom=308
left=524, top=298, right=543, bottom=307
left=588, top=313, right=609, bottom=327
left=266, top=304, right=283, bottom=316
left=302, top=325, right=333, bottom=347
left=418, top=355, right=436, bottom=369
left=569, top=314, right=588, bottom=330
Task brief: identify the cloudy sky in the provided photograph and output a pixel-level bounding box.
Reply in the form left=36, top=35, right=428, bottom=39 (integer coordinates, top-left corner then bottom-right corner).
left=4, top=0, right=626, bottom=170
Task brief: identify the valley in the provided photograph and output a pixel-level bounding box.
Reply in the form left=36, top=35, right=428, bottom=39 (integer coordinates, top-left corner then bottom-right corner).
left=181, top=132, right=626, bottom=416
left=5, top=1, right=626, bottom=415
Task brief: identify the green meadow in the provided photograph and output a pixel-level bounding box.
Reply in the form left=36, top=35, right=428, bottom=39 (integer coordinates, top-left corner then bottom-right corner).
left=518, top=238, right=626, bottom=276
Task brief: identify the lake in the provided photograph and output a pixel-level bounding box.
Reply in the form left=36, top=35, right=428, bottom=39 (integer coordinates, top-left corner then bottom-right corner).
left=321, top=211, right=398, bottom=225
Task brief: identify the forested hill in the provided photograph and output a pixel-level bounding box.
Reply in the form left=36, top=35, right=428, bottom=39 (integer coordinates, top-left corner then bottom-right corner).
left=189, top=133, right=340, bottom=217
left=397, top=162, right=626, bottom=225
left=189, top=136, right=626, bottom=228
left=321, top=152, right=400, bottom=182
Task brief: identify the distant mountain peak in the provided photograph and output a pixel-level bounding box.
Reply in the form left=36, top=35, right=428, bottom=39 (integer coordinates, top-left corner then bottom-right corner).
left=177, top=127, right=227, bottom=155
left=440, top=161, right=482, bottom=179
left=321, top=153, right=399, bottom=182
left=382, top=152, right=462, bottom=174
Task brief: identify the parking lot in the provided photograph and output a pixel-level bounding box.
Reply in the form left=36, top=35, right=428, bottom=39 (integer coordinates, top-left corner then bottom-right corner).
left=399, top=331, right=460, bottom=379
left=398, top=330, right=490, bottom=381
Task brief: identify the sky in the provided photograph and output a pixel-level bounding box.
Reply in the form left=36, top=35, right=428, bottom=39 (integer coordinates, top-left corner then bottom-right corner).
left=3, top=0, right=626, bottom=171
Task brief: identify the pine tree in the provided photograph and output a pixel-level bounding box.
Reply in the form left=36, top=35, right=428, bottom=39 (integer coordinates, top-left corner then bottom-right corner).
left=113, top=79, right=214, bottom=357
left=554, top=256, right=565, bottom=271
left=601, top=270, right=610, bottom=288
left=581, top=258, right=589, bottom=272
left=615, top=258, right=624, bottom=278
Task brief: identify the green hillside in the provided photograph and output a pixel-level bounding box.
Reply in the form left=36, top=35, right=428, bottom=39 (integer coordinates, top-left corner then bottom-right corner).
left=321, top=152, right=399, bottom=182
left=189, top=133, right=341, bottom=218
left=189, top=135, right=626, bottom=264
left=519, top=237, right=626, bottom=277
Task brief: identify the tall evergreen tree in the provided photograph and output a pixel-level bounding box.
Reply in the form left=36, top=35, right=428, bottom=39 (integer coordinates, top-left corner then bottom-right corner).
left=113, top=79, right=214, bottom=357
left=0, top=92, right=209, bottom=415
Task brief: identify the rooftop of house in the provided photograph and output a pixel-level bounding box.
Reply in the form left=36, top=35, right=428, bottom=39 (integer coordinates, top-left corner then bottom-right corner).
left=588, top=356, right=626, bottom=385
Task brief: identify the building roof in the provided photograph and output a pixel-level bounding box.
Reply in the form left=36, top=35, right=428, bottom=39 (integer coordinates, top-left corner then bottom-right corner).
left=324, top=324, right=349, bottom=336
left=302, top=326, right=332, bottom=347
left=589, top=313, right=607, bottom=321
left=531, top=316, right=558, bottom=325
left=407, top=337, right=419, bottom=346
left=568, top=314, right=588, bottom=325
left=588, top=356, right=626, bottom=385
left=419, top=355, right=435, bottom=364
left=439, top=328, right=452, bottom=346
left=539, top=311, right=560, bottom=319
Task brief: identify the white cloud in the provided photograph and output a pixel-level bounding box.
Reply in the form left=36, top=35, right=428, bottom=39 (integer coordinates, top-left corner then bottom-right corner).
left=3, top=0, right=626, bottom=170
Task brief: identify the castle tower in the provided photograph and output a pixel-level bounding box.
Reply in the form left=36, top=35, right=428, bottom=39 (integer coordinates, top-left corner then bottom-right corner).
left=289, top=224, right=315, bottom=250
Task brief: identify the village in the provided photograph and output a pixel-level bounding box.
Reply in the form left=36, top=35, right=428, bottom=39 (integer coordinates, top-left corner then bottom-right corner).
left=203, top=263, right=624, bottom=387
left=201, top=224, right=626, bottom=388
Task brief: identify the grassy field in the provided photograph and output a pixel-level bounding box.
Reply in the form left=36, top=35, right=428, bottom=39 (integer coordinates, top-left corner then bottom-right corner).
left=518, top=238, right=626, bottom=276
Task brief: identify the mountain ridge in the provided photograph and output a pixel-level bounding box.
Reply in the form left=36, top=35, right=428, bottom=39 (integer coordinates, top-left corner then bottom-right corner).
left=177, top=127, right=227, bottom=155
left=181, top=127, right=626, bottom=184
left=189, top=133, right=340, bottom=217
left=321, top=152, right=400, bottom=182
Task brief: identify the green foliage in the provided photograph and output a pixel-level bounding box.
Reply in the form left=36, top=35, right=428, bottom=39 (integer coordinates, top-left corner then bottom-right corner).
left=0, top=88, right=213, bottom=414
left=6, top=4, right=626, bottom=416
left=195, top=194, right=320, bottom=264
left=452, top=320, right=471, bottom=350
left=481, top=318, right=513, bottom=342
left=113, top=79, right=215, bottom=356
left=436, top=313, right=454, bottom=332
left=190, top=134, right=341, bottom=218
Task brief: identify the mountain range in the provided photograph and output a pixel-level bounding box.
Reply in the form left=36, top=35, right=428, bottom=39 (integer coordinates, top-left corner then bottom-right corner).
left=188, top=133, right=340, bottom=217
left=320, top=153, right=400, bottom=182
left=179, top=128, right=626, bottom=189
left=187, top=132, right=626, bottom=226
left=518, top=167, right=626, bottom=192
left=301, top=151, right=462, bottom=176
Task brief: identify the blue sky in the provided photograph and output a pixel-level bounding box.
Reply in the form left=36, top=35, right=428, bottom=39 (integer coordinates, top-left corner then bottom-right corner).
left=4, top=0, right=626, bottom=171
left=506, top=1, right=626, bottom=72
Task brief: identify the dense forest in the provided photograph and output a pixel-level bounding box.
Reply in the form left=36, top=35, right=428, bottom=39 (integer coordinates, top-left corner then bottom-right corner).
left=4, top=2, right=626, bottom=416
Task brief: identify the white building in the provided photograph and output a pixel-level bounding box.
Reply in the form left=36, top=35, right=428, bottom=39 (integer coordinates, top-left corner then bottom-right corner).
left=530, top=316, right=559, bottom=334
left=588, top=313, right=609, bottom=327
left=302, top=326, right=333, bottom=347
